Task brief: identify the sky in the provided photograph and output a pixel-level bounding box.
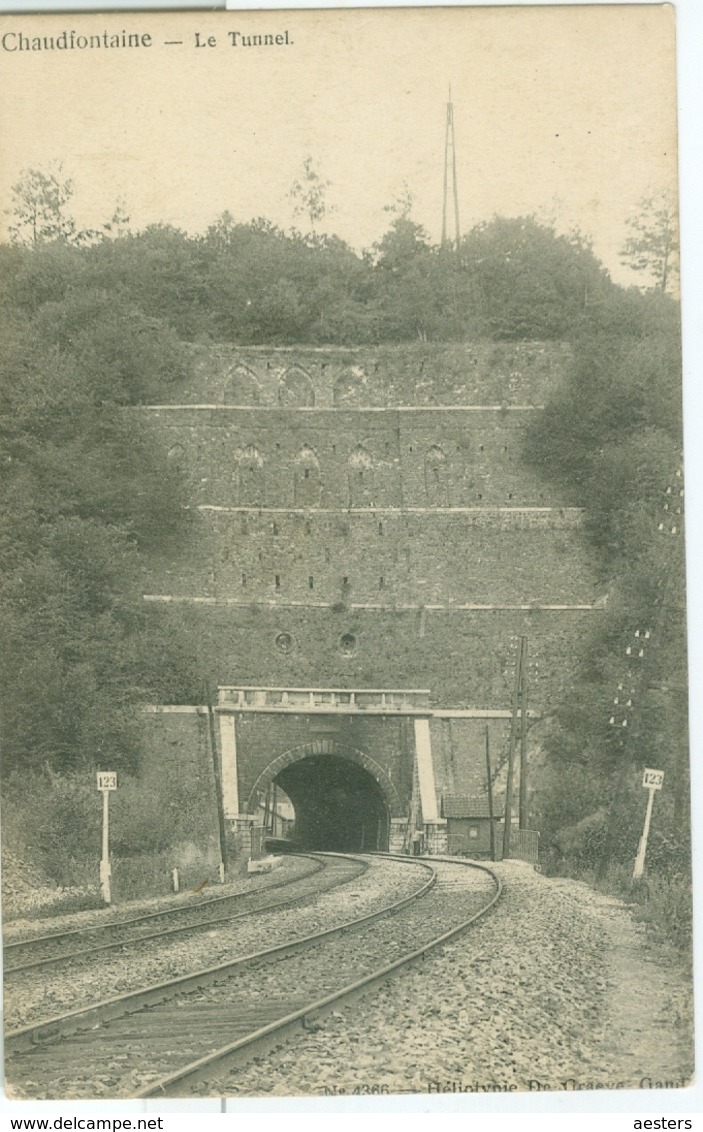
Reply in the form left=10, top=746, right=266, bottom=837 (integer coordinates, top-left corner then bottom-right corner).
left=0, top=5, right=677, bottom=284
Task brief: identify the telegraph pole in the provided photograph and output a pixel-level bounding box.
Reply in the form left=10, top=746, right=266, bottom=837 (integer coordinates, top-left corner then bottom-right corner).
left=518, top=654, right=529, bottom=829
left=502, top=635, right=527, bottom=859
left=205, top=682, right=229, bottom=878
left=485, top=725, right=496, bottom=862
left=441, top=85, right=461, bottom=251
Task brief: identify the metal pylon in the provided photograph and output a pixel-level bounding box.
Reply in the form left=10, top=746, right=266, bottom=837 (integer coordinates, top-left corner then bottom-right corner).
left=441, top=85, right=461, bottom=250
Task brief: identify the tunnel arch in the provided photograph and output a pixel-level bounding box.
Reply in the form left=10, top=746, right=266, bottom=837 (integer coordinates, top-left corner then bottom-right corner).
left=247, top=740, right=402, bottom=851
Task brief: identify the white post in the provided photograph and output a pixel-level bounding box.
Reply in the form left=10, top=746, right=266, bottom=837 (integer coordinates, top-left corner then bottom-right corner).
left=413, top=717, right=438, bottom=822
left=100, top=789, right=112, bottom=904
left=171, top=867, right=180, bottom=893
left=218, top=713, right=240, bottom=818
left=633, top=787, right=656, bottom=880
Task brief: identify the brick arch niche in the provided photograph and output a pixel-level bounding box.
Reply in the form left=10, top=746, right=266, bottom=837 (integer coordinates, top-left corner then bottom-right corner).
left=235, top=444, right=265, bottom=506
left=333, top=366, right=366, bottom=406
left=278, top=365, right=315, bottom=407
left=167, top=443, right=186, bottom=473
left=293, top=445, right=322, bottom=506
left=348, top=444, right=375, bottom=507
left=223, top=363, right=261, bottom=406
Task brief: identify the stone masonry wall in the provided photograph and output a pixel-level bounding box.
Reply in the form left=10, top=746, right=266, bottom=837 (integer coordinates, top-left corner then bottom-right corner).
left=143, top=508, right=595, bottom=608
left=177, top=341, right=572, bottom=407
left=143, top=407, right=562, bottom=509
left=140, top=340, right=597, bottom=822
left=144, top=603, right=597, bottom=712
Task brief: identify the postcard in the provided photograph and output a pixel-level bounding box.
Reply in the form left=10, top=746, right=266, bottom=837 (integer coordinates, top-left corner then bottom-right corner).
left=0, top=5, right=692, bottom=1101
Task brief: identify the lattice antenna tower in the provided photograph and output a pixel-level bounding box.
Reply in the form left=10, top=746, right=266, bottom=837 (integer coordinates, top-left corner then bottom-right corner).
left=441, top=84, right=461, bottom=250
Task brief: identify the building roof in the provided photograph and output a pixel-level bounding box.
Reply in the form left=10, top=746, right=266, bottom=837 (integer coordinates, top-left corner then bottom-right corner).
left=442, top=793, right=502, bottom=819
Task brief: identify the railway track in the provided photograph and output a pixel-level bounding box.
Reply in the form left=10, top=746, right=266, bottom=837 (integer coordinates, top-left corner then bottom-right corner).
left=5, top=855, right=501, bottom=1099
left=3, top=853, right=363, bottom=977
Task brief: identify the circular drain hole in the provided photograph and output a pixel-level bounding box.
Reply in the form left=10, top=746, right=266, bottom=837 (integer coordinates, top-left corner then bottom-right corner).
left=275, top=632, right=294, bottom=653
left=339, top=633, right=357, bottom=656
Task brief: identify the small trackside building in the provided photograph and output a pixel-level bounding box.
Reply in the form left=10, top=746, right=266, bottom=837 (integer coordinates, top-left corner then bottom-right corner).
left=442, top=793, right=503, bottom=859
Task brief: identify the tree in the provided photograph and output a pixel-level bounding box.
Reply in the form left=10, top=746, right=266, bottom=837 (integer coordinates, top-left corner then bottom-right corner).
left=620, top=190, right=679, bottom=294
left=8, top=166, right=82, bottom=247
left=101, top=198, right=131, bottom=239
left=204, top=210, right=238, bottom=251
left=34, top=288, right=188, bottom=404
left=85, top=225, right=212, bottom=340
left=373, top=216, right=431, bottom=273
left=8, top=167, right=129, bottom=250
left=289, top=157, right=332, bottom=232
left=523, top=289, right=688, bottom=886
left=383, top=183, right=414, bottom=221
left=462, top=216, right=612, bottom=339
left=0, top=247, right=198, bottom=778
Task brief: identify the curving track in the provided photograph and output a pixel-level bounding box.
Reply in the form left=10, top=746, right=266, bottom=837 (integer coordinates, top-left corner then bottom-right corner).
left=4, top=853, right=361, bottom=976
left=5, top=855, right=500, bottom=1099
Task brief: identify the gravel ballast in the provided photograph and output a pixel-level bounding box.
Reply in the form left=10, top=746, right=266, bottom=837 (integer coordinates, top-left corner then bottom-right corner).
left=2, top=854, right=315, bottom=943
left=5, top=858, right=490, bottom=1098
left=202, top=861, right=693, bottom=1098
left=4, top=858, right=693, bottom=1100
left=4, top=855, right=427, bottom=1032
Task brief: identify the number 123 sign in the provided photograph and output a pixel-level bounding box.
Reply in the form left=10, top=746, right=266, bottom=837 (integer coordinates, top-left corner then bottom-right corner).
left=642, top=768, right=664, bottom=790
left=97, top=771, right=117, bottom=791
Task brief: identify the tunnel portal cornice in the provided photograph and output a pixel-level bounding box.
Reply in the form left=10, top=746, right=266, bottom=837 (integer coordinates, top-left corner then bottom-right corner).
left=216, top=685, right=431, bottom=715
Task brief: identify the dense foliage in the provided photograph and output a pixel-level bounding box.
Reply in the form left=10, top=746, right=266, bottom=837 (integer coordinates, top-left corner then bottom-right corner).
left=1, top=211, right=615, bottom=347
left=524, top=289, right=688, bottom=892
left=0, top=244, right=198, bottom=779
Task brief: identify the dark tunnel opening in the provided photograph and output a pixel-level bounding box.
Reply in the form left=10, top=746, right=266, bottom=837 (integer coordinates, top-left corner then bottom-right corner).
left=273, top=754, right=390, bottom=851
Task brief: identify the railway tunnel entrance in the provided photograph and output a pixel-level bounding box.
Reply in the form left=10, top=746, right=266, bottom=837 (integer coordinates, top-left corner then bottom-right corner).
left=274, top=755, right=390, bottom=851
left=223, top=699, right=417, bottom=854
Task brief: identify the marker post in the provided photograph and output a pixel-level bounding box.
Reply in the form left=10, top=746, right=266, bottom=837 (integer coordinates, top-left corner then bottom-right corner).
left=97, top=771, right=117, bottom=903
left=633, top=767, right=663, bottom=880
